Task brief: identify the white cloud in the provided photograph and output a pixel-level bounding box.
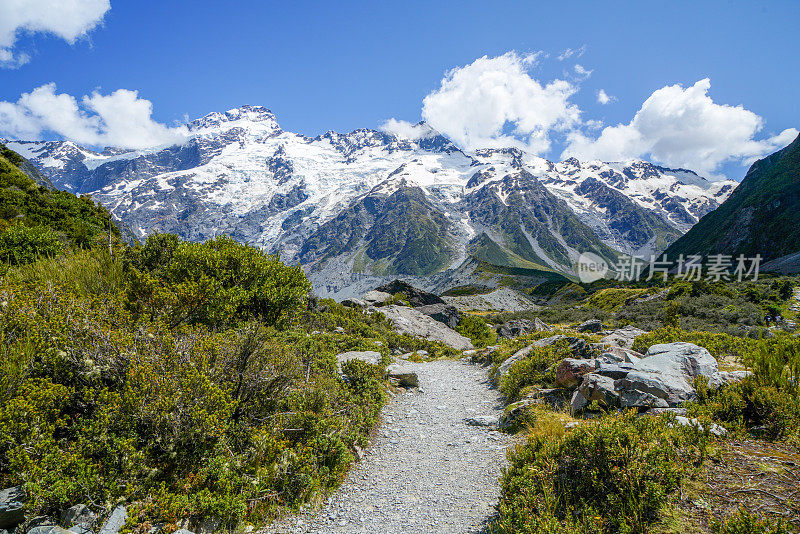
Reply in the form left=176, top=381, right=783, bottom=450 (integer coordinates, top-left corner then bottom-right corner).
left=0, top=0, right=110, bottom=68
left=597, top=89, right=615, bottom=105
left=380, top=118, right=428, bottom=141
left=557, top=45, right=585, bottom=61
left=0, top=83, right=188, bottom=149
left=573, top=64, right=592, bottom=81
left=413, top=51, right=581, bottom=154
left=563, top=78, right=798, bottom=176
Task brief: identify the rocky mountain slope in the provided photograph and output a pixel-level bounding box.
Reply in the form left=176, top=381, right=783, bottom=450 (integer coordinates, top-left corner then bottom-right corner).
left=664, top=133, right=800, bottom=264
left=3, top=106, right=737, bottom=297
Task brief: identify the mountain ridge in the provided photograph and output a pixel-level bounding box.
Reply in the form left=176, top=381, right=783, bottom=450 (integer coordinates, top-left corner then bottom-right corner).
left=3, top=105, right=738, bottom=296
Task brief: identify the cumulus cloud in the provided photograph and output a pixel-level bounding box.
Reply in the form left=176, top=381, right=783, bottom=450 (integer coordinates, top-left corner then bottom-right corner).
left=0, top=83, right=188, bottom=149
left=573, top=64, right=592, bottom=81
left=0, top=0, right=110, bottom=68
left=597, top=89, right=615, bottom=105
left=563, top=78, right=798, bottom=176
left=557, top=45, right=585, bottom=61
left=408, top=51, right=580, bottom=154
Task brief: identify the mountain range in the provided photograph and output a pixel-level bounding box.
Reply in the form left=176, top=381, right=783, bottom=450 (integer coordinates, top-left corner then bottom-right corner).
left=3, top=105, right=737, bottom=297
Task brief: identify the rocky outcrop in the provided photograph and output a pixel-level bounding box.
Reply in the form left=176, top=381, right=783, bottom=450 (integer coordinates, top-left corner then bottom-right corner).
left=362, top=290, right=392, bottom=306
left=570, top=342, right=727, bottom=413
left=576, top=319, right=604, bottom=333
left=0, top=487, right=25, bottom=530
left=599, top=325, right=647, bottom=349
left=496, top=335, right=589, bottom=381
left=336, top=351, right=382, bottom=377
left=98, top=506, right=126, bottom=534
left=496, top=318, right=552, bottom=340
left=378, top=305, right=473, bottom=350
left=555, top=358, right=596, bottom=388
left=375, top=280, right=444, bottom=307
left=415, top=303, right=460, bottom=329
left=386, top=364, right=419, bottom=387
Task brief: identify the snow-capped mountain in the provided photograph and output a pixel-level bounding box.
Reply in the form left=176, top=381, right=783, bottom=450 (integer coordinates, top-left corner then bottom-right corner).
left=3, top=105, right=737, bottom=297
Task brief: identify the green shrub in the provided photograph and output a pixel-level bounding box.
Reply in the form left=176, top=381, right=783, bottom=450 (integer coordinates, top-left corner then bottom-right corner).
left=499, top=340, right=573, bottom=402
left=456, top=314, right=497, bottom=348
left=493, top=412, right=706, bottom=534
left=0, top=224, right=63, bottom=265
left=126, top=234, right=311, bottom=328
left=712, top=508, right=791, bottom=534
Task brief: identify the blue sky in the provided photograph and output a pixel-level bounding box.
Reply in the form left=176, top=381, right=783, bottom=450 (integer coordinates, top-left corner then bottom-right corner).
left=0, top=0, right=798, bottom=179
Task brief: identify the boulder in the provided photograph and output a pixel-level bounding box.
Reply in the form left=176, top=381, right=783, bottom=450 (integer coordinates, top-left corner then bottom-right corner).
left=0, top=486, right=25, bottom=529
left=386, top=364, right=419, bottom=387
left=61, top=506, right=95, bottom=531
left=601, top=346, right=643, bottom=364
left=362, top=290, right=393, bottom=306
left=375, top=280, right=444, bottom=307
left=496, top=335, right=590, bottom=381
left=571, top=374, right=619, bottom=413
left=378, top=305, right=473, bottom=350
left=619, top=389, right=669, bottom=409
left=99, top=506, right=126, bottom=534
left=709, top=370, right=752, bottom=389
left=497, top=318, right=553, bottom=339
left=599, top=325, right=647, bottom=349
left=555, top=358, right=596, bottom=388
left=577, top=319, right=604, bottom=333
left=594, top=359, right=635, bottom=379
left=28, top=528, right=71, bottom=534
left=615, top=342, right=718, bottom=406
left=415, top=303, right=460, bottom=329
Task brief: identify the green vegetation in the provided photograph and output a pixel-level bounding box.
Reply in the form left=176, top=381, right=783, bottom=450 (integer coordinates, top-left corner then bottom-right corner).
left=493, top=411, right=708, bottom=533
left=455, top=313, right=497, bottom=348
left=0, top=143, right=117, bottom=255
left=0, top=145, right=461, bottom=531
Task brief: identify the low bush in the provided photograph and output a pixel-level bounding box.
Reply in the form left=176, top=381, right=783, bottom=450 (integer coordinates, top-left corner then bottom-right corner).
left=493, top=412, right=707, bottom=534
left=711, top=508, right=791, bottom=534
left=0, top=224, right=63, bottom=266
left=456, top=313, right=497, bottom=348
left=499, top=340, right=574, bottom=403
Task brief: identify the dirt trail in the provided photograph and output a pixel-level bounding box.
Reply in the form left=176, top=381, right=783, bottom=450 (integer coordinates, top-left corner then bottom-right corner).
left=263, top=358, right=514, bottom=533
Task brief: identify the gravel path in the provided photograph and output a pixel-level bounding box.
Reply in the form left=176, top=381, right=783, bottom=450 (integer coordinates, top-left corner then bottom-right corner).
left=262, top=359, right=514, bottom=533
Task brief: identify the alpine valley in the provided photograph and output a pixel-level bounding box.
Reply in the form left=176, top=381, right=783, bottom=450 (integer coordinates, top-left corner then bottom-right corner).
left=3, top=105, right=737, bottom=298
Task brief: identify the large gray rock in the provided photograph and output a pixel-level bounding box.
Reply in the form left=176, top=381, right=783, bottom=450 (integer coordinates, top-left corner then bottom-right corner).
left=709, top=370, right=752, bottom=389
left=386, top=364, right=419, bottom=387
left=415, top=303, right=460, bottom=329
left=0, top=486, right=25, bottom=529
left=28, top=527, right=71, bottom=534
left=577, top=319, right=604, bottom=333
left=496, top=335, right=589, bottom=381
left=615, top=342, right=718, bottom=406
left=555, top=358, right=596, bottom=388
left=619, top=390, right=669, bottom=410
left=61, top=505, right=95, bottom=531
left=362, top=290, right=393, bottom=306
left=375, top=280, right=444, bottom=307
left=599, top=325, right=647, bottom=349
left=98, top=506, right=126, bottom=534
left=379, top=305, right=473, bottom=350
left=571, top=373, right=619, bottom=413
